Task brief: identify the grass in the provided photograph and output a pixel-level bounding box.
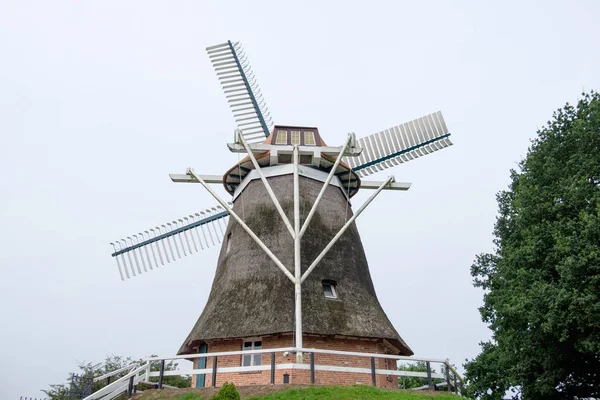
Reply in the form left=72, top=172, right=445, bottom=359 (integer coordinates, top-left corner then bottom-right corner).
left=244, top=386, right=457, bottom=400
left=134, top=385, right=459, bottom=400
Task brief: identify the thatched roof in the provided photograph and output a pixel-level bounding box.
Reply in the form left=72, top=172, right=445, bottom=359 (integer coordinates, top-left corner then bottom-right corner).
left=178, top=174, right=412, bottom=356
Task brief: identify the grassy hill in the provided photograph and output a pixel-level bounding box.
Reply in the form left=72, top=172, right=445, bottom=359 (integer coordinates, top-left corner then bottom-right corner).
left=133, top=385, right=459, bottom=400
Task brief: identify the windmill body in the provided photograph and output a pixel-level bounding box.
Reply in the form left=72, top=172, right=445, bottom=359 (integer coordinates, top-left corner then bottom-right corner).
left=109, top=41, right=454, bottom=389
left=177, top=127, right=412, bottom=387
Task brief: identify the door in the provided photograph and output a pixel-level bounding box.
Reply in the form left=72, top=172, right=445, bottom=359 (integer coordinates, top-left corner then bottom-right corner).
left=196, top=343, right=208, bottom=388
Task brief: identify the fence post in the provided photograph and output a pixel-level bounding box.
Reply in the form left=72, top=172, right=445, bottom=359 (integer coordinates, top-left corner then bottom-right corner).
left=127, top=375, right=134, bottom=399
left=212, top=356, right=218, bottom=387
left=445, top=364, right=451, bottom=392
left=145, top=361, right=151, bottom=385
left=106, top=376, right=111, bottom=386
left=158, top=359, right=165, bottom=389
left=453, top=374, right=457, bottom=394
left=270, top=352, right=275, bottom=384
left=310, top=352, right=315, bottom=384
left=370, top=357, right=376, bottom=387
left=426, top=361, right=433, bottom=390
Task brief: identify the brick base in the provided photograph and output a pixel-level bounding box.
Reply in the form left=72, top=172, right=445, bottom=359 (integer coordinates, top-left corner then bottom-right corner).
left=190, top=335, right=399, bottom=389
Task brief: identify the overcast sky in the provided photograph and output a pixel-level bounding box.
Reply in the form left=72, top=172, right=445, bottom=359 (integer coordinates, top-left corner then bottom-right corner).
left=1, top=1, right=599, bottom=398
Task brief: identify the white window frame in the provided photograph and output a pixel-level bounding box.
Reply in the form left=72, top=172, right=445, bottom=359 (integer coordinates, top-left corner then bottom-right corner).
left=323, top=282, right=338, bottom=299
left=241, top=338, right=262, bottom=367
left=275, top=131, right=288, bottom=145
left=304, top=131, right=316, bottom=146
left=291, top=130, right=301, bottom=145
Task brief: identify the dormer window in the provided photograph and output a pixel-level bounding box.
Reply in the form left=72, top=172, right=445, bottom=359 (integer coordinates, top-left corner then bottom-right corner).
left=291, top=130, right=301, bottom=145
left=271, top=126, right=321, bottom=146
left=322, top=280, right=338, bottom=300
left=304, top=131, right=316, bottom=146
left=275, top=130, right=288, bottom=145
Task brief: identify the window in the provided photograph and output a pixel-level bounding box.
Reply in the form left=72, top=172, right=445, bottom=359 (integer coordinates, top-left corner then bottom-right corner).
left=299, top=154, right=313, bottom=164
left=275, top=130, right=288, bottom=145
left=291, top=130, right=301, bottom=145
left=278, top=154, right=292, bottom=164
left=242, top=339, right=262, bottom=366
left=322, top=280, right=338, bottom=300
left=226, top=233, right=232, bottom=254
left=304, top=131, right=316, bottom=146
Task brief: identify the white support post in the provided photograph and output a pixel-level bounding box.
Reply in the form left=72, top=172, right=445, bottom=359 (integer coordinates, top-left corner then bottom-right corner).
left=300, top=176, right=394, bottom=283
left=186, top=168, right=296, bottom=283
left=145, top=362, right=151, bottom=383
left=169, top=174, right=223, bottom=184
left=238, top=130, right=296, bottom=239
left=299, top=133, right=352, bottom=239
left=360, top=181, right=411, bottom=191
left=293, top=145, right=303, bottom=362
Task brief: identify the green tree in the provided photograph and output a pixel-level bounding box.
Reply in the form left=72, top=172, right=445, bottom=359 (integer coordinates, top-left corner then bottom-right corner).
left=397, top=361, right=444, bottom=390
left=43, top=354, right=191, bottom=400
left=465, top=92, right=600, bottom=399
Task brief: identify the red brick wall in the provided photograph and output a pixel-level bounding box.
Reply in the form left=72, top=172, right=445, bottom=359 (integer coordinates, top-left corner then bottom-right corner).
left=190, top=335, right=399, bottom=389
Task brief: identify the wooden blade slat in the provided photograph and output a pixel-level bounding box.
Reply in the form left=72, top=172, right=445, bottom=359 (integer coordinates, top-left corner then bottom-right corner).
left=346, top=111, right=453, bottom=178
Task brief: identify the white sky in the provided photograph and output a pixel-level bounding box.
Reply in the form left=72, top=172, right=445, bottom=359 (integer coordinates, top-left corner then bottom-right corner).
left=1, top=1, right=599, bottom=398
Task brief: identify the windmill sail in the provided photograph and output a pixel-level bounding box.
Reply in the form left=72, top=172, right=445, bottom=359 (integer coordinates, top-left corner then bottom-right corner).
left=207, top=41, right=273, bottom=143
left=345, top=111, right=452, bottom=177
left=110, top=205, right=230, bottom=280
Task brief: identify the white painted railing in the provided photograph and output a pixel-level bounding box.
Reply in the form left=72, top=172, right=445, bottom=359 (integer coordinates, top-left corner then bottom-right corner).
left=84, top=347, right=465, bottom=399
left=83, top=363, right=147, bottom=400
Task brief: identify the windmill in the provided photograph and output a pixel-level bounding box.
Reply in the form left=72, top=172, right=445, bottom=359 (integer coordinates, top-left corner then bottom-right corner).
left=110, top=40, right=453, bottom=386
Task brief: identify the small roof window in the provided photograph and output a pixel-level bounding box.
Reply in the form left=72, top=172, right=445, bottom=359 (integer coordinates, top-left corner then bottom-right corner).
left=322, top=280, right=338, bottom=300
left=275, top=130, right=288, bottom=145
left=291, top=130, right=301, bottom=145
left=226, top=232, right=232, bottom=254
left=304, top=131, right=316, bottom=146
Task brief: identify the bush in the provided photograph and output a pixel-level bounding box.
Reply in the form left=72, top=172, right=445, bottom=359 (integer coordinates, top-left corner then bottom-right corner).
left=210, top=382, right=240, bottom=400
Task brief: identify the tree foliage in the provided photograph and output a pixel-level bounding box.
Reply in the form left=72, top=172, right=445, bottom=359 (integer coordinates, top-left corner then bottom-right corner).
left=42, top=354, right=191, bottom=400
left=397, top=361, right=444, bottom=390
left=465, top=92, right=600, bottom=399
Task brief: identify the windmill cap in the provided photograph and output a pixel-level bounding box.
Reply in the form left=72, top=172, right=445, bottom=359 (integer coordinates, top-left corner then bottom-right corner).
left=223, top=125, right=361, bottom=197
